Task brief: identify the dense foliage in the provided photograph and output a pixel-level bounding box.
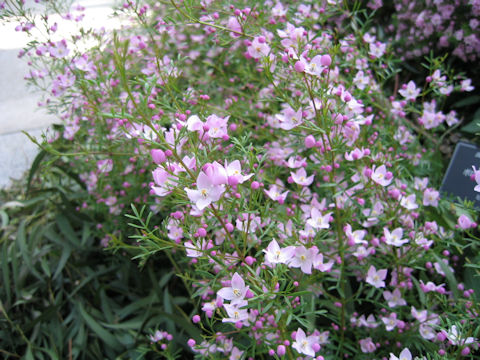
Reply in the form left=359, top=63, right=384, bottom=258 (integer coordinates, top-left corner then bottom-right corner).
left=1, top=0, right=480, bottom=359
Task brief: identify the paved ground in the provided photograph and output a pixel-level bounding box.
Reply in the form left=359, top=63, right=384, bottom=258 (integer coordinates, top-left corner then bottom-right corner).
left=0, top=0, right=117, bottom=189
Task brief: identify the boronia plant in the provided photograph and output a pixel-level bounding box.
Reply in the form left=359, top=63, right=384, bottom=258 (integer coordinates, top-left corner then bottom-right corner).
left=2, top=0, right=480, bottom=359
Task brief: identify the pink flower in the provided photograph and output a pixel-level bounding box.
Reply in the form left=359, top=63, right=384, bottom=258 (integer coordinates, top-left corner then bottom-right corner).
left=185, top=115, right=206, bottom=136
left=457, top=214, right=475, bottom=229
left=307, top=208, right=332, bottom=230
left=383, top=288, right=407, bottom=308
left=461, top=79, right=474, bottom=92
left=443, top=325, right=477, bottom=346
left=229, top=347, right=244, bottom=360
left=366, top=266, right=387, bottom=288
left=276, top=106, right=303, bottom=130
left=184, top=239, right=211, bottom=258
left=359, top=337, right=376, bottom=353
left=384, top=227, right=408, bottom=247
left=345, top=224, right=367, bottom=245
left=289, top=246, right=317, bottom=274
left=313, top=253, right=334, bottom=272
left=263, top=239, right=295, bottom=265
left=247, top=36, right=270, bottom=59
left=472, top=166, right=480, bottom=192
left=423, top=188, right=439, bottom=206
left=382, top=313, right=398, bottom=331
left=217, top=272, right=249, bottom=304
left=292, top=328, right=316, bottom=357
left=226, top=16, right=242, bottom=37
left=184, top=171, right=225, bottom=210
left=222, top=301, right=249, bottom=323
left=345, top=147, right=367, bottom=161
left=305, top=55, right=324, bottom=76
left=389, top=348, right=412, bottom=360
left=225, top=160, right=253, bottom=185
left=205, top=114, right=229, bottom=139
left=369, top=41, right=386, bottom=58
left=264, top=184, right=289, bottom=202
left=152, top=168, right=177, bottom=197
left=399, top=81, right=420, bottom=101
left=371, top=165, right=393, bottom=186
left=203, top=162, right=228, bottom=185
left=400, top=194, right=418, bottom=210
left=291, top=168, right=314, bottom=186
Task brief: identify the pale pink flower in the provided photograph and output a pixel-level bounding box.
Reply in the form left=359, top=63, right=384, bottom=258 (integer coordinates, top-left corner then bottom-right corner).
left=366, top=266, right=387, bottom=288
left=313, top=253, right=334, bottom=272
left=291, top=168, right=314, bottom=186
left=225, top=160, right=253, bottom=185
left=359, top=337, right=376, bottom=353
left=217, top=273, right=249, bottom=304
left=263, top=239, right=295, bottom=265
left=457, top=214, right=475, bottom=229
left=305, top=55, right=325, bottom=76
left=289, top=246, right=316, bottom=274
left=400, top=194, right=418, bottom=210
left=461, top=79, right=474, bottom=92
left=383, top=288, right=407, bottom=307
left=292, top=328, right=316, bottom=357
left=276, top=106, right=303, bottom=130
left=247, top=36, right=270, bottom=59
left=203, top=161, right=228, bottom=185
left=152, top=168, right=177, bottom=197
left=423, top=188, right=440, bottom=206
left=357, top=314, right=378, bottom=328
left=184, top=171, right=225, bottom=210
left=345, top=147, right=367, bottom=161
left=307, top=208, right=332, bottom=229
left=381, top=313, right=398, bottom=331
left=384, top=227, right=408, bottom=247
left=345, top=224, right=367, bottom=245
left=472, top=166, right=480, bottom=192
left=399, top=81, right=420, bottom=101
left=184, top=239, right=210, bottom=258
left=443, top=325, right=477, bottom=346
left=389, top=348, right=412, bottom=360
left=369, top=41, right=386, bottom=58
left=222, top=301, right=249, bottom=323
left=229, top=347, right=244, bottom=360
left=206, top=114, right=229, bottom=139
left=371, top=165, right=393, bottom=186
left=264, top=184, right=289, bottom=202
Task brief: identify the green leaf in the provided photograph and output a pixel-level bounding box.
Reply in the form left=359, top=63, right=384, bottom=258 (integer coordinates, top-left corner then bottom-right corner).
left=432, top=253, right=459, bottom=299
left=52, top=244, right=71, bottom=280
left=77, top=302, right=122, bottom=349
left=453, top=96, right=480, bottom=108
left=461, top=117, right=480, bottom=134
left=2, top=242, right=11, bottom=305
left=26, top=149, right=47, bottom=194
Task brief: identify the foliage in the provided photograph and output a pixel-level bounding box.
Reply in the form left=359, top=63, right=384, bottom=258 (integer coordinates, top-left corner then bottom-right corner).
left=1, top=0, right=480, bottom=359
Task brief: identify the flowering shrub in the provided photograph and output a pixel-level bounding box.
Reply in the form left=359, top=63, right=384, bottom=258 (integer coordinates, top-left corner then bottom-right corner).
left=365, top=0, right=480, bottom=63
left=2, top=0, right=480, bottom=359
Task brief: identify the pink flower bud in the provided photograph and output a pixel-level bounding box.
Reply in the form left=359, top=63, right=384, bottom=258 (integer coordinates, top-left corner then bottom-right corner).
left=245, top=256, right=255, bottom=265
left=187, top=339, right=196, bottom=347
left=251, top=181, right=260, bottom=189
left=151, top=149, right=166, bottom=164
left=320, top=54, right=332, bottom=67
left=305, top=135, right=316, bottom=148
left=226, top=222, right=234, bottom=232
left=294, top=60, right=305, bottom=72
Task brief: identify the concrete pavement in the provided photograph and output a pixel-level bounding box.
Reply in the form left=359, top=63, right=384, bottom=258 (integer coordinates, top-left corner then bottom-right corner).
left=0, top=0, right=118, bottom=188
